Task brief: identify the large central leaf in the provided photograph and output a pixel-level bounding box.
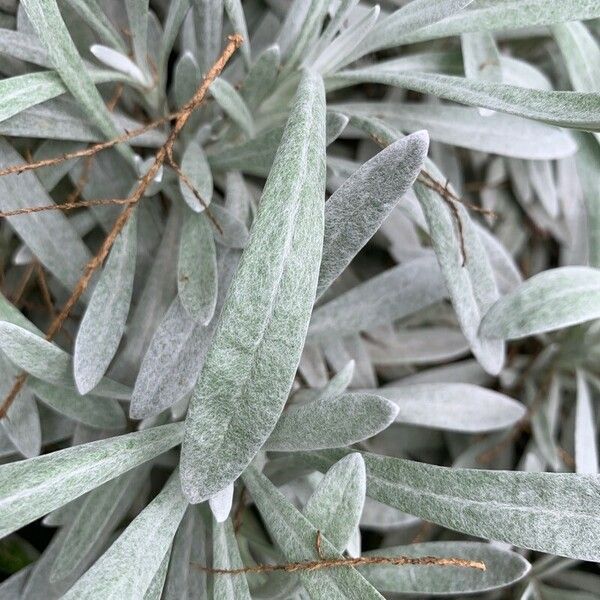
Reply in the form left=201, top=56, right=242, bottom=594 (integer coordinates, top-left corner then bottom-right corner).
left=181, top=70, right=326, bottom=502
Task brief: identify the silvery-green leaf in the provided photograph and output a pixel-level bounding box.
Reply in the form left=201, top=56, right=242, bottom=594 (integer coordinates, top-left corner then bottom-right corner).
left=210, top=203, right=250, bottom=248
left=313, top=360, right=354, bottom=403
left=242, top=466, right=385, bottom=599
left=265, top=392, right=398, bottom=451
left=0, top=322, right=130, bottom=399
left=325, top=111, right=349, bottom=145
left=0, top=28, right=50, bottom=66
left=62, top=470, right=188, bottom=600
left=311, top=5, right=379, bottom=75
left=181, top=71, right=326, bottom=502
left=303, top=453, right=366, bottom=553
left=281, top=0, right=328, bottom=75
left=224, top=0, right=250, bottom=67
left=212, top=517, right=252, bottom=599
left=360, top=541, right=531, bottom=595
left=208, top=126, right=281, bottom=177
left=173, top=50, right=200, bottom=109
left=74, top=211, right=137, bottom=395
left=553, top=21, right=600, bottom=94
left=209, top=483, right=234, bottom=523
left=178, top=211, right=218, bottom=324
left=29, top=378, right=126, bottom=430
left=575, top=370, right=598, bottom=475
left=90, top=44, right=147, bottom=85
left=143, top=549, right=171, bottom=600
left=192, top=0, right=223, bottom=73
left=575, top=134, right=600, bottom=268
left=61, top=0, right=126, bottom=52
left=0, top=355, right=41, bottom=458
left=479, top=267, right=600, bottom=340
left=375, top=383, right=526, bottom=432
left=302, top=448, right=600, bottom=561
left=130, top=250, right=239, bottom=419
left=351, top=0, right=474, bottom=59
left=240, top=45, right=280, bottom=110
left=50, top=468, right=146, bottom=582
left=0, top=139, right=92, bottom=293
left=0, top=68, right=127, bottom=125
left=159, top=0, right=190, bottom=77
left=415, top=171, right=504, bottom=374
left=340, top=103, right=577, bottom=159
left=462, top=31, right=501, bottom=87
left=179, top=140, right=213, bottom=212
left=21, top=0, right=128, bottom=147
left=305, top=0, right=358, bottom=64
left=210, top=77, right=255, bottom=137
left=0, top=423, right=183, bottom=537
left=0, top=98, right=164, bottom=145
left=162, top=508, right=194, bottom=600
left=397, top=1, right=600, bottom=44
left=366, top=327, right=469, bottom=367
left=528, top=160, right=559, bottom=217
left=316, top=131, right=429, bottom=298
left=124, top=0, right=149, bottom=81
left=308, top=255, right=447, bottom=343
left=329, top=69, right=600, bottom=131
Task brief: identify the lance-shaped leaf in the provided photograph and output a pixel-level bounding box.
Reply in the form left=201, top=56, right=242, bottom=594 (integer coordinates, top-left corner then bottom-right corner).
left=300, top=448, right=600, bottom=561
left=162, top=508, right=194, bottom=600
left=316, top=131, right=429, bottom=298
left=124, top=0, right=150, bottom=82
left=575, top=370, right=598, bottom=475
left=479, top=267, right=600, bottom=340
left=130, top=250, right=239, bottom=419
left=240, top=45, right=280, bottom=110
left=212, top=517, right=252, bottom=600
left=351, top=0, right=475, bottom=59
left=0, top=69, right=127, bottom=125
left=210, top=77, right=255, bottom=137
left=575, top=134, right=600, bottom=268
left=179, top=140, right=213, bottom=212
left=397, top=0, right=600, bottom=44
left=329, top=69, right=600, bottom=131
left=375, top=383, right=525, bottom=432
left=242, top=466, right=384, bottom=599
left=21, top=0, right=127, bottom=145
left=414, top=175, right=505, bottom=375
left=209, top=483, right=234, bottom=523
left=308, top=255, right=447, bottom=343
left=359, top=541, right=531, bottom=595
left=0, top=423, right=183, bottom=537
left=224, top=0, right=250, bottom=67
left=178, top=211, right=218, bottom=324
left=74, top=211, right=137, bottom=395
left=29, top=378, right=126, bottom=431
left=90, top=44, right=147, bottom=85
left=303, top=453, right=366, bottom=553
left=50, top=467, right=147, bottom=582
left=0, top=322, right=131, bottom=399
left=181, top=71, right=327, bottom=502
left=337, top=103, right=577, bottom=159
left=62, top=470, right=188, bottom=599
left=265, top=392, right=398, bottom=451
left=0, top=139, right=92, bottom=294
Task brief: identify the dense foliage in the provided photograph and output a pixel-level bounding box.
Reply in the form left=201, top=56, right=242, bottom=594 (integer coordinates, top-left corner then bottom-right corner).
left=0, top=0, right=599, bottom=598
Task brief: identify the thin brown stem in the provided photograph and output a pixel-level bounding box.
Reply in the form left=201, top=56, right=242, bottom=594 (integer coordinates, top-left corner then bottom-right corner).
left=193, top=555, right=486, bottom=575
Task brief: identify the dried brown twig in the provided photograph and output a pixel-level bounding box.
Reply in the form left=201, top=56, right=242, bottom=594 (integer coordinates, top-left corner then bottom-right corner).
left=0, top=33, right=243, bottom=419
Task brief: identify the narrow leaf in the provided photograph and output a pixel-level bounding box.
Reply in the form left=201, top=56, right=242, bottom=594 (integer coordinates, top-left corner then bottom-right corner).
left=0, top=423, right=183, bottom=537
left=575, top=370, right=598, bottom=475
left=212, top=518, right=252, bottom=599
left=181, top=71, right=327, bottom=502
left=179, top=140, right=213, bottom=213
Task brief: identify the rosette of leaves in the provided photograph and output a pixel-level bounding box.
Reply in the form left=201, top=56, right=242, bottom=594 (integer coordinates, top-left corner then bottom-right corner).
left=0, top=0, right=599, bottom=598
